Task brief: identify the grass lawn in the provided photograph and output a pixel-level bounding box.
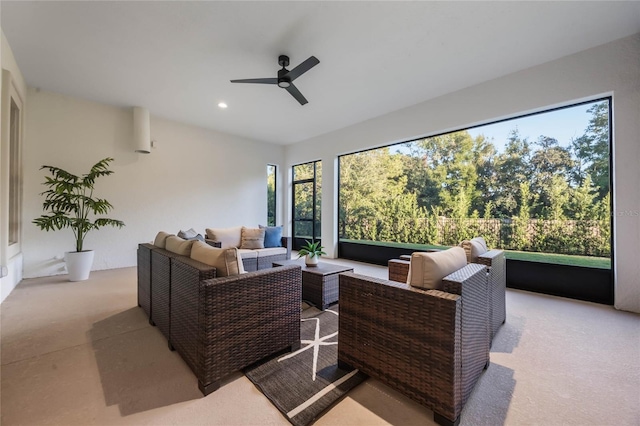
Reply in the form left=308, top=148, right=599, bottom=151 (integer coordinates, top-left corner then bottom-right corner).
left=341, top=239, right=611, bottom=269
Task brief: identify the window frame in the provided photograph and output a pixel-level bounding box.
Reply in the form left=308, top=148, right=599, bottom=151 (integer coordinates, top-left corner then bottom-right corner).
left=2, top=70, right=24, bottom=260
left=292, top=160, right=322, bottom=249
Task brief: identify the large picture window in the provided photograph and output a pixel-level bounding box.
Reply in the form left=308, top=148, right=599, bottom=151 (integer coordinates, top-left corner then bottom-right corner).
left=339, top=99, right=611, bottom=268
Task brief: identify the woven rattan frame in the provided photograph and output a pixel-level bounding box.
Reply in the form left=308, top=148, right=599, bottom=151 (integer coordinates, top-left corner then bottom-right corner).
left=388, top=259, right=409, bottom=283
left=150, top=248, right=180, bottom=341
left=477, top=249, right=506, bottom=339
left=170, top=263, right=302, bottom=395
left=137, top=243, right=155, bottom=321
left=338, top=263, right=489, bottom=426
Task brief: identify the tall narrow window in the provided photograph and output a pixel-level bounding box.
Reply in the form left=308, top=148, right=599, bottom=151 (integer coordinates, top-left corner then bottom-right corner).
left=292, top=160, right=322, bottom=250
left=9, top=96, right=22, bottom=246
left=267, top=164, right=277, bottom=226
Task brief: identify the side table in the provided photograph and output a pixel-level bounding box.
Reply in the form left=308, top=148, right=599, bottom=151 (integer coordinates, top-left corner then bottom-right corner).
left=273, top=259, right=354, bottom=310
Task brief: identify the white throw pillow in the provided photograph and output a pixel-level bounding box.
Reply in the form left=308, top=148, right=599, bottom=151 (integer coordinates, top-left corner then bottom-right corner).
left=191, top=241, right=244, bottom=276
left=165, top=235, right=195, bottom=256
left=205, top=226, right=243, bottom=249
left=407, top=246, right=467, bottom=290
left=154, top=231, right=173, bottom=249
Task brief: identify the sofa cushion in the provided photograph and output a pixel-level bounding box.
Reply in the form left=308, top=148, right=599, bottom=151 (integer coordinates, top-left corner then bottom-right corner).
left=205, top=226, right=242, bottom=249
left=255, top=247, right=287, bottom=258
left=408, top=246, right=467, bottom=290
left=240, top=227, right=266, bottom=249
left=154, top=231, right=173, bottom=249
left=191, top=241, right=243, bottom=277
left=460, top=237, right=488, bottom=263
left=259, top=225, right=283, bottom=248
left=165, top=235, right=195, bottom=256
left=237, top=249, right=258, bottom=259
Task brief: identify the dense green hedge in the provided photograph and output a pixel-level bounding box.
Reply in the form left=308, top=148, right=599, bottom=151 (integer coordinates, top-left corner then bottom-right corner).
left=340, top=216, right=610, bottom=257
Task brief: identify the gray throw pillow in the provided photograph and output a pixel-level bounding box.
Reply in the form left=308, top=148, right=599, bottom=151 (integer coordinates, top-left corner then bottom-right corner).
left=178, top=228, right=199, bottom=239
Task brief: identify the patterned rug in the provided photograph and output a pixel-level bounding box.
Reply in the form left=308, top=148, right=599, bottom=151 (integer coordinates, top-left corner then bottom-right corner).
left=244, top=306, right=366, bottom=426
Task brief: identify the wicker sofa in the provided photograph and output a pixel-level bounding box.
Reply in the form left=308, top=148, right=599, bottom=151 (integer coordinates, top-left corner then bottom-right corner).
left=137, top=242, right=301, bottom=395
left=338, top=262, right=490, bottom=426
left=388, top=244, right=506, bottom=340
left=205, top=226, right=292, bottom=272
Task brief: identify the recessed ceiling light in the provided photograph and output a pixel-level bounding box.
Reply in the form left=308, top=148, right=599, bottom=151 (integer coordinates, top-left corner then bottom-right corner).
left=218, top=102, right=228, bottom=109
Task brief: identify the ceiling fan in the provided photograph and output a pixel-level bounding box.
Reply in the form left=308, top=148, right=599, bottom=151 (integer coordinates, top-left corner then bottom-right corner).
left=230, top=55, right=320, bottom=105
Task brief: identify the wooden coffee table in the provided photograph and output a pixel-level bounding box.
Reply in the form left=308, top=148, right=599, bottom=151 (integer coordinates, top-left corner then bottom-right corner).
left=273, top=259, right=354, bottom=310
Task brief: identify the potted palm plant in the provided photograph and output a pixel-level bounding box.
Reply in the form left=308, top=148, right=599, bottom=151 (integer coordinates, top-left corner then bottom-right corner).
left=33, top=157, right=125, bottom=281
left=297, top=240, right=326, bottom=266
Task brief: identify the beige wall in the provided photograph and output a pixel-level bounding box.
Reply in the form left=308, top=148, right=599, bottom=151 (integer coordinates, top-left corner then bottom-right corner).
left=22, top=89, right=284, bottom=278
left=286, top=34, right=640, bottom=313
left=1, top=28, right=27, bottom=302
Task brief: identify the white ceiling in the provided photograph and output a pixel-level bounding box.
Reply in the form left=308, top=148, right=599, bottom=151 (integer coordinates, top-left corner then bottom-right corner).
left=2, top=1, right=639, bottom=145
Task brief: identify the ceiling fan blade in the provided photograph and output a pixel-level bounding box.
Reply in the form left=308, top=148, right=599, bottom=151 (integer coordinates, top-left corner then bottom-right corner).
left=285, top=83, right=308, bottom=105
left=230, top=78, right=278, bottom=84
left=286, top=56, right=320, bottom=81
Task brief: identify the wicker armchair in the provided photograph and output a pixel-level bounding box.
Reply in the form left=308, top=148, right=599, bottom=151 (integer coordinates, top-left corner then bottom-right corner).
left=170, top=261, right=302, bottom=395
left=388, top=248, right=506, bottom=340
left=338, top=263, right=490, bottom=426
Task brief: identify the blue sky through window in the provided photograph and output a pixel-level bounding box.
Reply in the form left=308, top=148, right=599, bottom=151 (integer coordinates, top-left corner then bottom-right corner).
left=467, top=103, right=595, bottom=153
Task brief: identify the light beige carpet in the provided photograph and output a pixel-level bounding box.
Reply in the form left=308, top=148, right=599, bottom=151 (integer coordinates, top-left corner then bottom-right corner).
left=1, top=262, right=638, bottom=426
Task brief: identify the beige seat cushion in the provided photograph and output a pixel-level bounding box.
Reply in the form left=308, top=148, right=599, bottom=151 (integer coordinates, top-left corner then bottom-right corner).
left=205, top=226, right=243, bottom=249
left=460, top=237, right=488, bottom=263
left=407, top=246, right=467, bottom=290
left=255, top=247, right=287, bottom=258
left=165, top=235, right=195, bottom=256
left=191, top=241, right=244, bottom=276
left=240, top=227, right=266, bottom=249
left=154, top=231, right=173, bottom=249
left=237, top=249, right=258, bottom=259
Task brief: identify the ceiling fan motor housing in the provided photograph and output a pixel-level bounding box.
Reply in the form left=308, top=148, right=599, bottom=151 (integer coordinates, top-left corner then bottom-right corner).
left=277, top=68, right=291, bottom=88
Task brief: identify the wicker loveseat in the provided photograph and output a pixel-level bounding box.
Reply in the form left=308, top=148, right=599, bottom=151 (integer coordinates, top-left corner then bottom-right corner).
left=338, top=258, right=490, bottom=426
left=388, top=240, right=506, bottom=340
left=137, top=242, right=301, bottom=395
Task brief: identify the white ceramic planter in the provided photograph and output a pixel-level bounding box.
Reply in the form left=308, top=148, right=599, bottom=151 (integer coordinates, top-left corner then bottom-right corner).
left=305, top=254, right=319, bottom=266
left=65, top=250, right=95, bottom=281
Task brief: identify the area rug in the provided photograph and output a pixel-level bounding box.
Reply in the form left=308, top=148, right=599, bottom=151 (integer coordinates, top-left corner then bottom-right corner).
left=244, top=306, right=366, bottom=426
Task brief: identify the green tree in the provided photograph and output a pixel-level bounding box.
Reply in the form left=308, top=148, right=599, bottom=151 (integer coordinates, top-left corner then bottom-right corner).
left=571, top=102, right=609, bottom=197
left=339, top=149, right=405, bottom=240
left=511, top=182, right=532, bottom=251
left=492, top=130, right=531, bottom=217
left=470, top=134, right=497, bottom=216
left=412, top=131, right=479, bottom=216
left=567, top=175, right=596, bottom=220
left=529, top=136, right=574, bottom=217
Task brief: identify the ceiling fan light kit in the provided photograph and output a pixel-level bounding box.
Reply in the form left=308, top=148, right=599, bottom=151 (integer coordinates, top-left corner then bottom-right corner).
left=231, top=55, right=320, bottom=105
